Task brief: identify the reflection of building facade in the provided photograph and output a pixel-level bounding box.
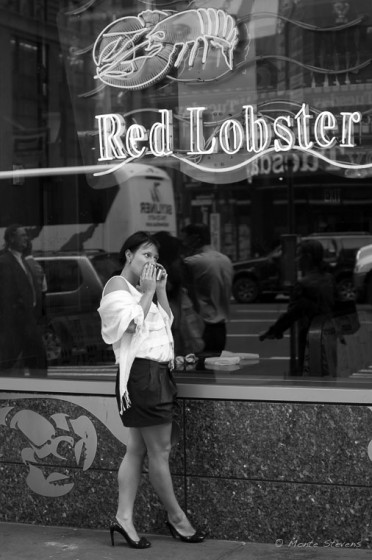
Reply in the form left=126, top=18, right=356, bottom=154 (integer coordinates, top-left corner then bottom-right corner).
left=2, top=0, right=372, bottom=546
left=1, top=0, right=372, bottom=258
left=179, top=0, right=372, bottom=259
left=185, top=148, right=372, bottom=260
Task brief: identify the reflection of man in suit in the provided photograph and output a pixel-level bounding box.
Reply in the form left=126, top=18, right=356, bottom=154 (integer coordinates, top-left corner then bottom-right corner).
left=0, top=225, right=47, bottom=376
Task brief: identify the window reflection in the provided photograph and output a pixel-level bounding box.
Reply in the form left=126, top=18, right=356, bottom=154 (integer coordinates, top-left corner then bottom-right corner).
left=1, top=0, right=372, bottom=386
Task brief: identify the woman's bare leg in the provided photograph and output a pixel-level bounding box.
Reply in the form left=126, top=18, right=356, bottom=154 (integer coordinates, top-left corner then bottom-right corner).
left=140, top=423, right=195, bottom=536
left=116, top=427, right=147, bottom=541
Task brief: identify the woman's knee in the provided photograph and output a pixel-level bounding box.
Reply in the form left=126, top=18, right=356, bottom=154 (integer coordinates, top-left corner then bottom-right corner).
left=140, top=424, right=172, bottom=458
left=126, top=445, right=147, bottom=461
left=126, top=429, right=147, bottom=458
left=148, top=441, right=172, bottom=459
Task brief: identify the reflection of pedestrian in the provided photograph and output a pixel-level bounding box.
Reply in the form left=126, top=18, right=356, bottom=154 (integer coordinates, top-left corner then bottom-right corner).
left=152, top=231, right=190, bottom=355
left=182, top=223, right=234, bottom=354
left=0, top=225, right=47, bottom=376
left=23, top=239, right=47, bottom=320
left=259, top=239, right=342, bottom=376
left=152, top=231, right=184, bottom=306
left=98, top=231, right=205, bottom=549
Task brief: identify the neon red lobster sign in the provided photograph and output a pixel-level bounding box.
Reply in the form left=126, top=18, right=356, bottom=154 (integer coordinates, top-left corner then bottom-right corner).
left=93, top=8, right=239, bottom=91
left=91, top=7, right=372, bottom=180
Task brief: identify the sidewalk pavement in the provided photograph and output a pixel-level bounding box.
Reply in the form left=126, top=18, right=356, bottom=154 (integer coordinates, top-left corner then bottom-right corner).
left=1, top=523, right=372, bottom=560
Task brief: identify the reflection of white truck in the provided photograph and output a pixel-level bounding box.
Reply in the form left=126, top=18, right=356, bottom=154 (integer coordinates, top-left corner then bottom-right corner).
left=31, top=164, right=177, bottom=253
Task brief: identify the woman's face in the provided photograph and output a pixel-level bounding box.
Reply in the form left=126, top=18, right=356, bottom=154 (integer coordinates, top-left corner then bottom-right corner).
left=128, top=242, right=159, bottom=277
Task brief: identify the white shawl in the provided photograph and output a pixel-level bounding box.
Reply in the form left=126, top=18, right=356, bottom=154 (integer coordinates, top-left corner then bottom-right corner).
left=98, top=286, right=147, bottom=412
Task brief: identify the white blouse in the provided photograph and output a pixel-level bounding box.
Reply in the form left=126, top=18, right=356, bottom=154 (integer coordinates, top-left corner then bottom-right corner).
left=98, top=276, right=174, bottom=412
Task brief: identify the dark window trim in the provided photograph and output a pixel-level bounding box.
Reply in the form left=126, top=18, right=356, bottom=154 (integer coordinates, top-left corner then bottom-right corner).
left=1, top=377, right=372, bottom=405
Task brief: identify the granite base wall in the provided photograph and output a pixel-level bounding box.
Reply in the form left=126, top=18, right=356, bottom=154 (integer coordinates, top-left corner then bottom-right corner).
left=1, top=393, right=372, bottom=547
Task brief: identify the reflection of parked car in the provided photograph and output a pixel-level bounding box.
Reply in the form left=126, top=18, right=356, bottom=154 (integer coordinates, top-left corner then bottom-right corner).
left=232, top=232, right=372, bottom=304
left=35, top=251, right=120, bottom=364
left=354, top=244, right=372, bottom=302
left=232, top=246, right=282, bottom=304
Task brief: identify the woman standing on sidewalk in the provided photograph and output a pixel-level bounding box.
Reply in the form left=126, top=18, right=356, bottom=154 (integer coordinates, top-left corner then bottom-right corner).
left=98, top=231, right=205, bottom=549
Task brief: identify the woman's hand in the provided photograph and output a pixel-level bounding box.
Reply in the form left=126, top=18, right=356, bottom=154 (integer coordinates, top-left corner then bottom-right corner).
left=154, top=264, right=171, bottom=318
left=139, top=262, right=157, bottom=294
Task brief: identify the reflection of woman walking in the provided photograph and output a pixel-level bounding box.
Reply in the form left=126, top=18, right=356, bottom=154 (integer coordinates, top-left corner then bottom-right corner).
left=259, top=239, right=343, bottom=376
left=98, top=231, right=205, bottom=549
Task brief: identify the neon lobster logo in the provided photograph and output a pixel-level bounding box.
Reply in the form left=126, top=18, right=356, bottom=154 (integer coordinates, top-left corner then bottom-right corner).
left=93, top=8, right=239, bottom=91
left=89, top=4, right=372, bottom=179
left=0, top=406, right=97, bottom=497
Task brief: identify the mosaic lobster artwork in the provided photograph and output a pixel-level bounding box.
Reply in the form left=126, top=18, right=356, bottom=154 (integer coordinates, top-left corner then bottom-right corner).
left=0, top=406, right=97, bottom=497
left=92, top=8, right=239, bottom=91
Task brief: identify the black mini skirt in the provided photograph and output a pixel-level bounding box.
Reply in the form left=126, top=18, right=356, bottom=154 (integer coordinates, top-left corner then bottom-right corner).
left=116, top=358, right=178, bottom=428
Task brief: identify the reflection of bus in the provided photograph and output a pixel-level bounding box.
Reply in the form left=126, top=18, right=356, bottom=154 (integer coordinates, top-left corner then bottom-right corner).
left=28, top=164, right=177, bottom=253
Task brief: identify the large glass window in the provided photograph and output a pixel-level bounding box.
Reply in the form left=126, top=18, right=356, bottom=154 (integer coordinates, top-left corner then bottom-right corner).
left=1, top=0, right=372, bottom=389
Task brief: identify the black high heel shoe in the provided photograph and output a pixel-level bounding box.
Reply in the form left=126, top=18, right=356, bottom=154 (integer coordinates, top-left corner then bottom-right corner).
left=109, top=521, right=151, bottom=549
left=166, top=520, right=206, bottom=543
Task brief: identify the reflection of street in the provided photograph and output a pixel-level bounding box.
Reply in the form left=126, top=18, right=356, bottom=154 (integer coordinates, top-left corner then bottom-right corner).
left=46, top=303, right=291, bottom=378
left=226, top=302, right=291, bottom=377
left=226, top=302, right=293, bottom=378
left=227, top=302, right=290, bottom=358
left=40, top=303, right=372, bottom=380
left=226, top=303, right=372, bottom=380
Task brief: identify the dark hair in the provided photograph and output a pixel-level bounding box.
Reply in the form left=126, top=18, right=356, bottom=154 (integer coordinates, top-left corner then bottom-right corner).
left=4, top=224, right=24, bottom=246
left=183, top=223, right=211, bottom=246
left=300, top=239, right=324, bottom=268
left=118, top=231, right=160, bottom=265
left=152, top=231, right=181, bottom=265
